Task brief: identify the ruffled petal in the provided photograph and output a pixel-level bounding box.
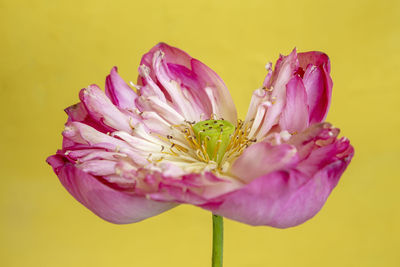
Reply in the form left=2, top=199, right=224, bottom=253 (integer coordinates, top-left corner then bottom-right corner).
left=46, top=155, right=177, bottom=224
left=201, top=124, right=354, bottom=228
left=202, top=159, right=349, bottom=228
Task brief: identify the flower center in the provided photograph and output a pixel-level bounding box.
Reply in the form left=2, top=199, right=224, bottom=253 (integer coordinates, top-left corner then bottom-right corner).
left=192, top=119, right=235, bottom=164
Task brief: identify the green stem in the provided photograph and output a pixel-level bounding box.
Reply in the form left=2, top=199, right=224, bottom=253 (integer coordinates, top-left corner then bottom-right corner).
left=212, top=214, right=224, bottom=267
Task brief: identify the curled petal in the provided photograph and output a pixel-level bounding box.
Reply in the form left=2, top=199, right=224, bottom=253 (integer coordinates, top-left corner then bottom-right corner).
left=46, top=155, right=177, bottom=224
left=298, top=51, right=331, bottom=73
left=191, top=59, right=237, bottom=123
left=140, top=111, right=173, bottom=136
left=279, top=76, right=309, bottom=133
left=256, top=49, right=298, bottom=139
left=244, top=88, right=268, bottom=124
left=62, top=121, right=147, bottom=166
left=297, top=135, right=354, bottom=177
left=289, top=122, right=340, bottom=160
left=105, top=67, right=138, bottom=110
left=63, top=121, right=129, bottom=148
left=65, top=103, right=111, bottom=135
left=298, top=52, right=332, bottom=123
left=79, top=85, right=132, bottom=133
left=65, top=103, right=88, bottom=122
left=139, top=43, right=237, bottom=123
left=139, top=42, right=192, bottom=82
left=136, top=95, right=185, bottom=125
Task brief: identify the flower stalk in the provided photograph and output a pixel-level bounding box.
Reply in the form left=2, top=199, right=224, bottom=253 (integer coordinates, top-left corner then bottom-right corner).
left=212, top=214, right=223, bottom=267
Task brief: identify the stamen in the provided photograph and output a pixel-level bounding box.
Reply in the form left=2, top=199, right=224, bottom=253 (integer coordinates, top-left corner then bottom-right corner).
left=160, top=118, right=256, bottom=174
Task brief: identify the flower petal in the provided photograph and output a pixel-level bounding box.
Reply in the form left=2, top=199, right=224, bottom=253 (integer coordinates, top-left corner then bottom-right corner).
left=139, top=43, right=237, bottom=123
left=298, top=52, right=332, bottom=123
left=47, top=154, right=177, bottom=224
left=147, top=171, right=243, bottom=205
left=191, top=59, right=237, bottom=123
left=202, top=159, right=350, bottom=228
left=202, top=123, right=354, bottom=227
left=105, top=67, right=138, bottom=110
left=279, top=76, right=309, bottom=133
left=255, top=49, right=298, bottom=139
left=231, top=142, right=298, bottom=183
left=64, top=103, right=111, bottom=135
left=62, top=121, right=148, bottom=166
left=79, top=85, right=132, bottom=133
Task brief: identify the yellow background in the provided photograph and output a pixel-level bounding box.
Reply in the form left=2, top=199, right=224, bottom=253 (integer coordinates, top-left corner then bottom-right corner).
left=1, top=0, right=399, bottom=266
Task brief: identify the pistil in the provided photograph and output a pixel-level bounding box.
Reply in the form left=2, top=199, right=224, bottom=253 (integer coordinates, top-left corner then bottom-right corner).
left=192, top=119, right=235, bottom=164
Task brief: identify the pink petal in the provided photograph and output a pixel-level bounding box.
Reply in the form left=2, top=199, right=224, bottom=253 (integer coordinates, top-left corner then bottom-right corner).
left=201, top=123, right=354, bottom=227
left=136, top=95, right=185, bottom=125
left=256, top=48, right=298, bottom=138
left=139, top=43, right=208, bottom=120
left=297, top=136, right=354, bottom=177
left=202, top=158, right=350, bottom=228
left=298, top=51, right=331, bottom=73
left=79, top=85, right=132, bottom=133
left=47, top=155, right=177, bottom=224
left=279, top=76, right=309, bottom=133
left=151, top=51, right=200, bottom=121
left=148, top=172, right=243, bottom=205
left=262, top=62, right=273, bottom=88
left=63, top=121, right=129, bottom=148
left=65, top=103, right=88, bottom=122
left=289, top=122, right=340, bottom=161
left=139, top=43, right=192, bottom=76
left=62, top=122, right=148, bottom=167
left=139, top=43, right=237, bottom=123
left=298, top=52, right=332, bottom=123
left=65, top=103, right=111, bottom=135
left=77, top=160, right=118, bottom=176
left=231, top=142, right=298, bottom=183
left=140, top=111, right=173, bottom=136
left=244, top=88, right=268, bottom=124
left=167, top=63, right=212, bottom=116
left=191, top=59, right=237, bottom=123
left=105, top=67, right=138, bottom=110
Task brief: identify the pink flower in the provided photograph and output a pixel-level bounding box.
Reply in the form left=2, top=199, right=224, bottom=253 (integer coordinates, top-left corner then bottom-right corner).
left=47, top=43, right=353, bottom=228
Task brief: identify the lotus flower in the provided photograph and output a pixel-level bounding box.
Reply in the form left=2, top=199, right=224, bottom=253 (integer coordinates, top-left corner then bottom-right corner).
left=47, top=43, right=353, bottom=228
